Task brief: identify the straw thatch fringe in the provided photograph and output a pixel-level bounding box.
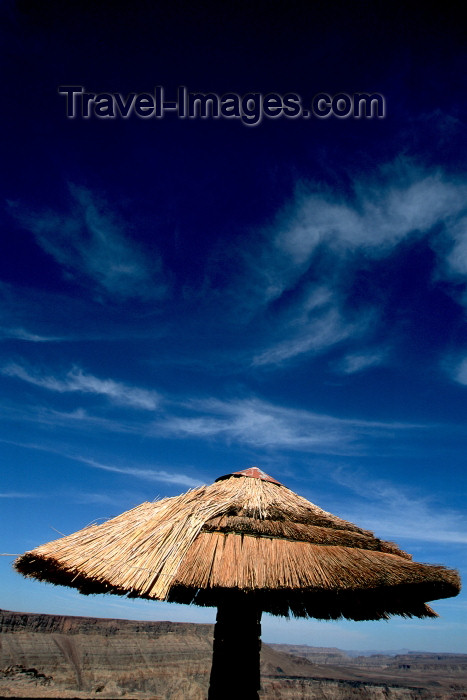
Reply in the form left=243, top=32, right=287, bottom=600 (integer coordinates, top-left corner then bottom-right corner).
left=14, top=475, right=461, bottom=619
left=173, top=532, right=454, bottom=592
left=202, top=516, right=410, bottom=557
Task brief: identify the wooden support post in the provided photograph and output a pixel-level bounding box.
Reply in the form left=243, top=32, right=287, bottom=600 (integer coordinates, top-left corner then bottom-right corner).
left=208, top=594, right=262, bottom=700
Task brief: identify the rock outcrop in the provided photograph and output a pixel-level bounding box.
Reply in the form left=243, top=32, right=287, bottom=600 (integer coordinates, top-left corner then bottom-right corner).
left=1, top=610, right=466, bottom=699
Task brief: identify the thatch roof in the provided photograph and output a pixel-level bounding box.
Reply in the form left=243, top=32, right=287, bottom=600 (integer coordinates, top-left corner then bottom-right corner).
left=14, top=467, right=460, bottom=621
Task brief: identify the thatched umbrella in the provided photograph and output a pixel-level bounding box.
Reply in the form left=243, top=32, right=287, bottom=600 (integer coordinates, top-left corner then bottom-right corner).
left=15, top=467, right=460, bottom=699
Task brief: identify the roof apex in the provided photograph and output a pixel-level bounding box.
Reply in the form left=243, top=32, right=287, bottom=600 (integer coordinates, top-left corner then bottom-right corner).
left=215, top=466, right=282, bottom=485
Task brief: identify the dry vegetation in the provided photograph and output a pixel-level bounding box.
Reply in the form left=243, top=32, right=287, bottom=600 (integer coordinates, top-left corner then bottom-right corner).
left=15, top=472, right=460, bottom=620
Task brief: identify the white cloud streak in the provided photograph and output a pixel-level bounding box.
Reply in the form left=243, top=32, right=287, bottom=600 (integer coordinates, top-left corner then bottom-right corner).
left=337, top=349, right=388, bottom=374
left=1, top=364, right=160, bottom=410
left=449, top=357, right=467, bottom=386
left=8, top=185, right=166, bottom=300
left=33, top=407, right=140, bottom=434
left=252, top=303, right=367, bottom=366
left=78, top=457, right=202, bottom=489
left=0, top=327, right=62, bottom=342
left=0, top=367, right=430, bottom=456
left=0, top=438, right=203, bottom=490
left=330, top=468, right=467, bottom=545
left=0, top=491, right=38, bottom=498
left=243, top=164, right=467, bottom=367
left=277, top=170, right=467, bottom=266
left=156, top=396, right=426, bottom=454
left=443, top=218, right=467, bottom=277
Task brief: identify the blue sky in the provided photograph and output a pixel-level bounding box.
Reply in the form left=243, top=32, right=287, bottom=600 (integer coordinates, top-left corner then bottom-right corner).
left=1, top=1, right=466, bottom=652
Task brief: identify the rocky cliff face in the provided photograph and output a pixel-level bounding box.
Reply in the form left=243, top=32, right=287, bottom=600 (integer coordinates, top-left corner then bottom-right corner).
left=272, top=643, right=467, bottom=672
left=1, top=610, right=466, bottom=699
left=267, top=644, right=467, bottom=699
left=1, top=610, right=213, bottom=698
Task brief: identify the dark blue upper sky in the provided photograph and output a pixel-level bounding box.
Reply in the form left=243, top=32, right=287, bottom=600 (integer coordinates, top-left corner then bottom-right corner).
left=1, top=0, right=466, bottom=651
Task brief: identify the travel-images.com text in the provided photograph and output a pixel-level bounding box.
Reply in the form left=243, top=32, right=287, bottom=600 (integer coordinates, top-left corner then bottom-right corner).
left=59, top=86, right=386, bottom=125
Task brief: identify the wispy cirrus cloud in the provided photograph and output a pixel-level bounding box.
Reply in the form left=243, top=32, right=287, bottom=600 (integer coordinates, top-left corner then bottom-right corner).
left=0, top=280, right=168, bottom=345
left=78, top=457, right=202, bottom=489
left=0, top=402, right=142, bottom=435
left=243, top=166, right=466, bottom=307
left=330, top=467, right=467, bottom=544
left=8, top=184, right=166, bottom=301
left=447, top=356, right=467, bottom=386
left=0, top=389, right=429, bottom=458
left=35, top=407, right=141, bottom=433
left=442, top=218, right=467, bottom=279
left=252, top=297, right=368, bottom=366
left=0, top=365, right=430, bottom=455
left=336, top=348, right=389, bottom=375
left=156, top=396, right=426, bottom=454
left=275, top=168, right=467, bottom=268
left=0, top=491, right=38, bottom=498
left=1, top=363, right=160, bottom=410
left=0, top=438, right=203, bottom=490
left=238, top=163, right=467, bottom=368
left=0, top=327, right=62, bottom=342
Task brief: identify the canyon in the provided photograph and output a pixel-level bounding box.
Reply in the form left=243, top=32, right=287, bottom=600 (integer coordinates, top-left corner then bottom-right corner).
left=1, top=610, right=466, bottom=699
